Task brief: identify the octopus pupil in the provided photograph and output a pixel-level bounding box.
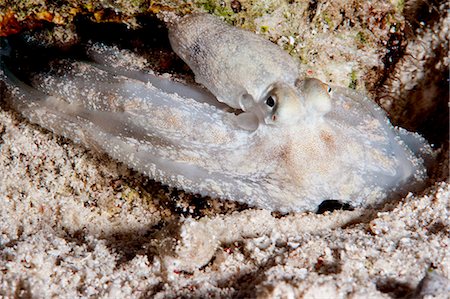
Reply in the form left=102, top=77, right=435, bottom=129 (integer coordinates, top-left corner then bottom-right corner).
left=266, top=96, right=275, bottom=107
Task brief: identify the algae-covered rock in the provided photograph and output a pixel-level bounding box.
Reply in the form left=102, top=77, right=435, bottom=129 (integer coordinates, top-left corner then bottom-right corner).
left=0, top=0, right=404, bottom=90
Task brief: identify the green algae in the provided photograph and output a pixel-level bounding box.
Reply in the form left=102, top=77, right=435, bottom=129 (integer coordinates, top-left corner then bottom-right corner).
left=349, top=70, right=358, bottom=89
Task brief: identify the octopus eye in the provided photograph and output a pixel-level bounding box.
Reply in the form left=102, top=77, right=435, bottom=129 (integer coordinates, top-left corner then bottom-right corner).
left=327, top=86, right=332, bottom=94
left=266, top=96, right=275, bottom=108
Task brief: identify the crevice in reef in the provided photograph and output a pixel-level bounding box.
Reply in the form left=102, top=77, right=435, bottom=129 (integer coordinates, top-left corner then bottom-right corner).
left=3, top=15, right=186, bottom=80
left=375, top=0, right=449, bottom=187
left=376, top=277, right=414, bottom=298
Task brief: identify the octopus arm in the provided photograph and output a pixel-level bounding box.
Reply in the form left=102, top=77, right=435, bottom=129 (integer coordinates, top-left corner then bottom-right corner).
left=85, top=43, right=225, bottom=109
left=327, top=86, right=430, bottom=190
left=1, top=58, right=294, bottom=210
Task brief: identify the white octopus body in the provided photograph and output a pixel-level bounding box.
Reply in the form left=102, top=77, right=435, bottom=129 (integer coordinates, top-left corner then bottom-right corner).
left=0, top=15, right=432, bottom=212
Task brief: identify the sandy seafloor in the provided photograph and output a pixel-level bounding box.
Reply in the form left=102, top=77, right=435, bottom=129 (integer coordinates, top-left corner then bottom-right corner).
left=0, top=1, right=449, bottom=298
left=0, top=109, right=448, bottom=298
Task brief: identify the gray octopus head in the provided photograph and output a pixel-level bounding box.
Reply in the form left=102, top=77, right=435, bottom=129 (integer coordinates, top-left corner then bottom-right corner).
left=263, top=82, right=305, bottom=125
left=262, top=78, right=333, bottom=126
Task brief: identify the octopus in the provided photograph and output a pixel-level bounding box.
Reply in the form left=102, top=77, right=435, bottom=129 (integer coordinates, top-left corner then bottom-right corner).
left=0, top=14, right=433, bottom=213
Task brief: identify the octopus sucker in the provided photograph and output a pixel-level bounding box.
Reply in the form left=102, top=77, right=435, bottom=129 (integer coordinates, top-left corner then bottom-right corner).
left=0, top=14, right=434, bottom=212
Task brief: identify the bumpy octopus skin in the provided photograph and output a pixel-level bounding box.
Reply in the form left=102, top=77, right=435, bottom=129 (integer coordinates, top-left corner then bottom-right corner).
left=0, top=15, right=432, bottom=212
